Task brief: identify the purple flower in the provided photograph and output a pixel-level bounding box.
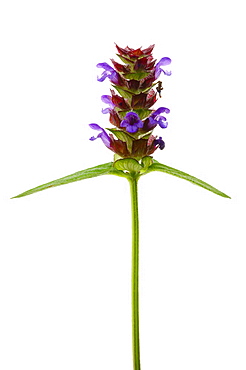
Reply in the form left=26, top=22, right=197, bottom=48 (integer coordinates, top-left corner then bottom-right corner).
left=101, top=95, right=115, bottom=114
left=120, top=112, right=144, bottom=134
left=148, top=107, right=170, bottom=128
left=97, top=63, right=119, bottom=84
left=89, top=123, right=111, bottom=148
left=154, top=136, right=165, bottom=150
left=155, top=57, right=172, bottom=79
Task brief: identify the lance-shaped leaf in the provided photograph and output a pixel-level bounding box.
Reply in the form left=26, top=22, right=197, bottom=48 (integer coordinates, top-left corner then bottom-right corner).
left=146, top=161, right=231, bottom=198
left=12, top=162, right=127, bottom=199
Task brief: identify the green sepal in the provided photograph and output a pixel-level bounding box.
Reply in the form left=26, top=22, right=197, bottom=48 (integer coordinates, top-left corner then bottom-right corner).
left=138, top=130, right=153, bottom=140
left=113, top=158, right=143, bottom=173
left=141, top=82, right=158, bottom=94
left=140, top=156, right=153, bottom=172
left=117, top=109, right=130, bottom=119
left=11, top=162, right=128, bottom=198
left=116, top=54, right=134, bottom=65
left=123, top=71, right=149, bottom=80
left=107, top=128, right=134, bottom=153
left=114, top=153, right=123, bottom=161
left=112, top=85, right=134, bottom=100
left=116, top=108, right=152, bottom=121
left=146, top=160, right=231, bottom=198
left=134, top=109, right=152, bottom=120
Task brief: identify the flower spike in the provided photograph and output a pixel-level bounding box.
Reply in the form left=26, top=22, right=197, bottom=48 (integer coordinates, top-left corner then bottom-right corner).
left=91, top=45, right=172, bottom=159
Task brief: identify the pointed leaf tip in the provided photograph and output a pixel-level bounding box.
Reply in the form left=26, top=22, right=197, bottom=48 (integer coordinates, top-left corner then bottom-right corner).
left=146, top=161, right=231, bottom=198
left=11, top=162, right=128, bottom=198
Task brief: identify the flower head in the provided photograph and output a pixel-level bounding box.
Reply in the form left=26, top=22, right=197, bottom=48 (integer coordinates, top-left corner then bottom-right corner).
left=120, top=112, right=144, bottom=134
left=90, top=44, right=171, bottom=160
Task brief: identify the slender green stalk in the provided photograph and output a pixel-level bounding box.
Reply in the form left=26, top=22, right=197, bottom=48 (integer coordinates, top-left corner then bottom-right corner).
left=128, top=174, right=141, bottom=370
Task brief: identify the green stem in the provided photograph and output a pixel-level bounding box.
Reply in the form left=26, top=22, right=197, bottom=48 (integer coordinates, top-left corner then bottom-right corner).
left=128, top=174, right=141, bottom=370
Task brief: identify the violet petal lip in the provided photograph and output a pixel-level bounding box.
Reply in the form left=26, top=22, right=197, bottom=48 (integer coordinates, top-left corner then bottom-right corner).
left=101, top=107, right=111, bottom=114
left=155, top=57, right=172, bottom=79
left=96, top=63, right=119, bottom=84
left=96, top=62, right=115, bottom=72
left=156, top=116, right=168, bottom=129
left=89, top=123, right=111, bottom=148
left=101, top=95, right=113, bottom=105
left=148, top=107, right=169, bottom=129
left=101, top=95, right=115, bottom=113
left=152, top=107, right=170, bottom=117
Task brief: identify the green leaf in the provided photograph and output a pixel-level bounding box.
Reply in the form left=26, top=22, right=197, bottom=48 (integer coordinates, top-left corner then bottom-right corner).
left=146, top=161, right=231, bottom=198
left=114, top=158, right=142, bottom=173
left=12, top=162, right=128, bottom=198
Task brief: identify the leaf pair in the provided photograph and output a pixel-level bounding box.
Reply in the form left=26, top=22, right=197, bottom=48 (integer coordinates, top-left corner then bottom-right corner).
left=12, top=160, right=230, bottom=199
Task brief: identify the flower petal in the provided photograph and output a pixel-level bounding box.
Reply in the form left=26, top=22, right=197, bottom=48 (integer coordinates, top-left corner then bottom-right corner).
left=97, top=70, right=110, bottom=82
left=154, top=136, right=165, bottom=150
left=96, top=62, right=115, bottom=72
left=152, top=107, right=170, bottom=117
left=96, top=63, right=119, bottom=83
left=155, top=57, right=172, bottom=79
left=156, top=116, right=168, bottom=128
left=126, top=125, right=138, bottom=134
left=101, top=95, right=114, bottom=113
left=101, top=95, right=112, bottom=104
left=89, top=124, right=111, bottom=148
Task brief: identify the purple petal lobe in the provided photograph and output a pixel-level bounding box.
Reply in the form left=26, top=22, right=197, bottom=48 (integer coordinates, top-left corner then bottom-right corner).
left=101, top=107, right=111, bottom=114
left=155, top=57, right=172, bottom=79
left=97, top=71, right=110, bottom=82
left=96, top=63, right=119, bottom=84
left=156, top=116, right=168, bottom=128
left=152, top=107, right=170, bottom=117
left=148, top=107, right=170, bottom=129
left=120, top=112, right=144, bottom=134
left=101, top=95, right=112, bottom=104
left=96, top=62, right=115, bottom=72
left=154, top=136, right=165, bottom=150
left=101, top=95, right=115, bottom=113
left=126, top=125, right=138, bottom=133
left=89, top=123, right=111, bottom=148
left=156, top=57, right=172, bottom=67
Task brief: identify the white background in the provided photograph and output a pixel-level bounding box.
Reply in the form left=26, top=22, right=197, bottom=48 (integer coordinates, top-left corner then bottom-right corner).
left=0, top=0, right=245, bottom=369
